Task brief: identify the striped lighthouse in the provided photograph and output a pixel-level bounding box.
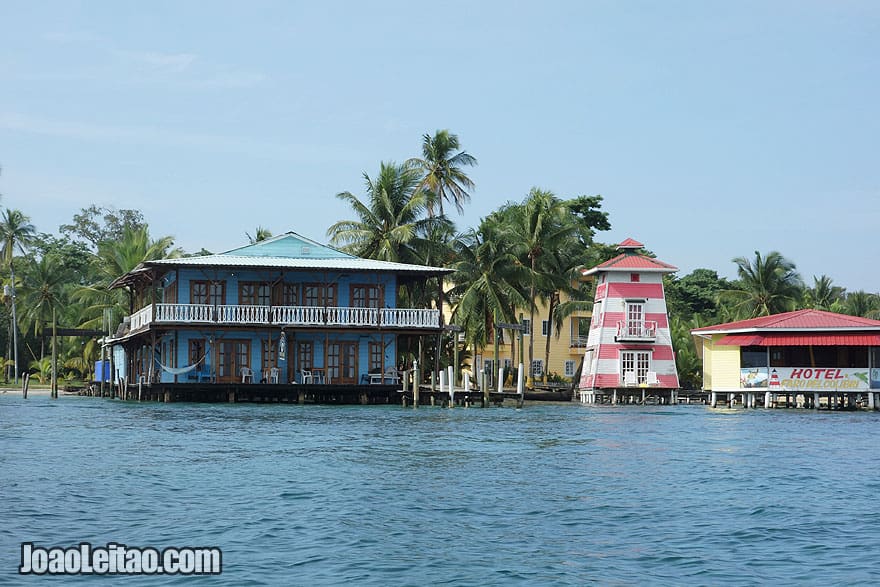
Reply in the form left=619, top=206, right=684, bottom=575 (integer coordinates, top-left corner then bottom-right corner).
left=578, top=238, right=680, bottom=404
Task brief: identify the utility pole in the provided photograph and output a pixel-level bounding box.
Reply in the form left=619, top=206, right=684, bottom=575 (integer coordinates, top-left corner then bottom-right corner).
left=51, top=307, right=58, bottom=399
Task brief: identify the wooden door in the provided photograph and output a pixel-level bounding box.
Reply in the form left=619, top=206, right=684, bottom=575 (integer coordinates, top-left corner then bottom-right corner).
left=218, top=340, right=250, bottom=382
left=327, top=341, right=357, bottom=384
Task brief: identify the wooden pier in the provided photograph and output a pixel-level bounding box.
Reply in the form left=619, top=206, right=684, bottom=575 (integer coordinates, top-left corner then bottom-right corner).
left=707, top=390, right=880, bottom=410
left=78, top=382, right=517, bottom=406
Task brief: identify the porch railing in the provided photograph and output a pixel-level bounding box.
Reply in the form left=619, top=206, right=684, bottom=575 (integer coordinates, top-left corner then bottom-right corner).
left=615, top=320, right=658, bottom=341
left=137, top=303, right=440, bottom=330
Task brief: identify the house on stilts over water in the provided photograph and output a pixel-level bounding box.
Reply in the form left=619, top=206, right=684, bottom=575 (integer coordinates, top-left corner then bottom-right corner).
left=103, top=231, right=451, bottom=403
left=577, top=238, right=680, bottom=404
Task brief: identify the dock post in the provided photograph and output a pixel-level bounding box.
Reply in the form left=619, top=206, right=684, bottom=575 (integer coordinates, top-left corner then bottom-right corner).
left=22, top=373, right=29, bottom=399
left=497, top=367, right=504, bottom=395
left=612, top=389, right=617, bottom=405
left=439, top=370, right=448, bottom=407
left=163, top=390, right=171, bottom=403
left=868, top=391, right=876, bottom=410
left=228, top=391, right=235, bottom=403
left=710, top=391, right=717, bottom=408
left=137, top=381, right=143, bottom=402
left=641, top=389, right=645, bottom=405
left=447, top=366, right=455, bottom=406
left=516, top=362, right=524, bottom=409
left=413, top=360, right=420, bottom=407
left=764, top=391, right=772, bottom=408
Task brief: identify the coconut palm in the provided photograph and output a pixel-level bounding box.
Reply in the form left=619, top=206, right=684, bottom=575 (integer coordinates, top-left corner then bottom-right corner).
left=0, top=208, right=36, bottom=382
left=839, top=291, right=880, bottom=319
left=448, top=221, right=527, bottom=357
left=803, top=275, right=845, bottom=310
left=507, top=188, right=577, bottom=382
left=18, top=254, right=71, bottom=363
left=327, top=161, right=442, bottom=264
left=719, top=251, right=803, bottom=318
left=75, top=225, right=181, bottom=331
left=407, top=130, right=477, bottom=217
left=246, top=226, right=273, bottom=244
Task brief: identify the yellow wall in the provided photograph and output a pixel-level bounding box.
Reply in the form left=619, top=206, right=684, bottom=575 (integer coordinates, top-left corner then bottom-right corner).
left=701, top=335, right=742, bottom=390
left=444, top=291, right=591, bottom=381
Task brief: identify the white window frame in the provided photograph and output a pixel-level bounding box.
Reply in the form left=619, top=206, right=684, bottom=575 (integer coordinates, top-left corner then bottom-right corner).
left=541, top=320, right=550, bottom=336
left=521, top=319, right=532, bottom=336
left=625, top=300, right=645, bottom=337
left=531, top=359, right=544, bottom=377
left=564, top=360, right=576, bottom=377
left=620, top=350, right=651, bottom=384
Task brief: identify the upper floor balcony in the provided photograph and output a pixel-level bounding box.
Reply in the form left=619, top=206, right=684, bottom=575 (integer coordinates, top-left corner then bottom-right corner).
left=128, top=303, right=441, bottom=333
left=615, top=320, right=657, bottom=342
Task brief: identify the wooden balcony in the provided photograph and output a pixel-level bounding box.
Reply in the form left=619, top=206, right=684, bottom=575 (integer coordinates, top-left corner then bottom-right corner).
left=615, top=320, right=657, bottom=342
left=126, top=303, right=441, bottom=333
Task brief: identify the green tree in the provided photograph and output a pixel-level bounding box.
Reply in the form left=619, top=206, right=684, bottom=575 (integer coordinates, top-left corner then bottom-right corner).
left=507, top=188, right=577, bottom=383
left=407, top=130, right=477, bottom=217
left=0, top=208, right=36, bottom=382
left=719, top=251, right=804, bottom=318
left=59, top=205, right=145, bottom=250
left=448, top=220, right=527, bottom=356
left=838, top=291, right=880, bottom=319
left=803, top=275, right=845, bottom=310
left=18, top=254, right=71, bottom=362
left=327, top=162, right=441, bottom=263
left=246, top=227, right=273, bottom=244
left=75, top=225, right=181, bottom=331
left=665, top=269, right=732, bottom=322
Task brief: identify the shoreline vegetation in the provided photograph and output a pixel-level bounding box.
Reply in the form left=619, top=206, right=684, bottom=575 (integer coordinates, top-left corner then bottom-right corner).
left=2, top=129, right=879, bottom=392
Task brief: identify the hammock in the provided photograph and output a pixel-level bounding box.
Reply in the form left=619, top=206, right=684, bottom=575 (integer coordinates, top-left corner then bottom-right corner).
left=157, top=353, right=207, bottom=376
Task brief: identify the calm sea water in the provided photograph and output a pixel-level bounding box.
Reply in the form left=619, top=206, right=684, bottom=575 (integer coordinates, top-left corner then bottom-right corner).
left=2, top=395, right=879, bottom=586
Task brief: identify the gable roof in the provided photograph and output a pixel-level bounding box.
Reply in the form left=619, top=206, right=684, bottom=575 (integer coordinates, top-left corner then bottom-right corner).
left=582, top=239, right=678, bottom=275
left=110, top=231, right=450, bottom=289
left=691, top=309, right=880, bottom=335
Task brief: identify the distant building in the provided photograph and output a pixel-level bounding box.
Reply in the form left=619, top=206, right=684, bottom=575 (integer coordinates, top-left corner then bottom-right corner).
left=691, top=309, right=880, bottom=408
left=577, top=238, right=680, bottom=403
left=106, top=232, right=449, bottom=387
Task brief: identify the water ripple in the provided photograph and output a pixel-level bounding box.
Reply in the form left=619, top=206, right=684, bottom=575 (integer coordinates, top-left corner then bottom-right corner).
left=2, top=398, right=880, bottom=585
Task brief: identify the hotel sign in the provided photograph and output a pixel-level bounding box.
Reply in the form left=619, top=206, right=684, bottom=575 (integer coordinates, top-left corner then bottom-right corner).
left=741, top=367, right=876, bottom=390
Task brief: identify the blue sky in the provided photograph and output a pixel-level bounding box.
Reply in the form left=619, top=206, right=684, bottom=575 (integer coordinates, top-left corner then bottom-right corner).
left=2, top=1, right=878, bottom=291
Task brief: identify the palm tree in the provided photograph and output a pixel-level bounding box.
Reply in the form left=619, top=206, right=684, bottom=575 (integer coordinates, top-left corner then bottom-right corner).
left=839, top=291, right=880, bottom=319
left=75, top=225, right=181, bottom=331
left=19, top=254, right=70, bottom=363
left=803, top=275, right=845, bottom=310
left=0, top=208, right=36, bottom=383
left=327, top=161, right=440, bottom=263
left=407, top=130, right=477, bottom=217
left=246, top=226, right=273, bottom=244
left=719, top=251, right=803, bottom=318
left=507, top=188, right=577, bottom=383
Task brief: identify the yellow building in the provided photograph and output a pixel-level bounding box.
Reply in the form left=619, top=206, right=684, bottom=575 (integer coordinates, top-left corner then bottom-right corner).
left=445, top=291, right=592, bottom=384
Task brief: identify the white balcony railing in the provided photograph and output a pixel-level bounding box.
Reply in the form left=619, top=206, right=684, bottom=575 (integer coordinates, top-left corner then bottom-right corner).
left=130, top=305, right=153, bottom=331
left=133, top=303, right=440, bottom=330
left=615, top=320, right=658, bottom=341
left=570, top=335, right=590, bottom=347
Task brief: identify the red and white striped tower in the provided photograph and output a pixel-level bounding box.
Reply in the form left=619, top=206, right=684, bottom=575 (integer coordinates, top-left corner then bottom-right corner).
left=578, top=238, right=680, bottom=402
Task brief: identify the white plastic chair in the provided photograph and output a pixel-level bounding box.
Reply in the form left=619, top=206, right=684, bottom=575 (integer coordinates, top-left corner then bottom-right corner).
left=269, top=367, right=280, bottom=384
left=646, top=371, right=659, bottom=386
left=623, top=371, right=636, bottom=387
left=240, top=367, right=254, bottom=383
left=300, top=369, right=313, bottom=384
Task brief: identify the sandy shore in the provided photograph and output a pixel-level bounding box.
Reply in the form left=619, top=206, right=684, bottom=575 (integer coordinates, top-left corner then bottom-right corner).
left=0, top=387, right=55, bottom=397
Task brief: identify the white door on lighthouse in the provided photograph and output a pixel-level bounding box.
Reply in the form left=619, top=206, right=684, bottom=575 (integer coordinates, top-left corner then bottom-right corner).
left=620, top=350, right=650, bottom=384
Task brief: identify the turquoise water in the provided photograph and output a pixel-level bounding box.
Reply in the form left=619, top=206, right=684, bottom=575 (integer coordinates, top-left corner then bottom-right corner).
left=2, top=396, right=879, bottom=586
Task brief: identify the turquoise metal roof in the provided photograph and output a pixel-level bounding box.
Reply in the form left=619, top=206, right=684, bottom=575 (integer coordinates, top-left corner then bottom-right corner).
left=220, top=232, right=353, bottom=259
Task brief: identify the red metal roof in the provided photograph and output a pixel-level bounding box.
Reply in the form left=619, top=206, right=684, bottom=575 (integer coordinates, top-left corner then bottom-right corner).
left=715, top=333, right=880, bottom=346
left=617, top=237, right=644, bottom=249
left=692, top=309, right=880, bottom=333
left=582, top=252, right=678, bottom=275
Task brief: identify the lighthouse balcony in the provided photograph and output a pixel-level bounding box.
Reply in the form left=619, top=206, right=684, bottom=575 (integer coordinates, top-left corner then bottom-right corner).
left=615, top=320, right=658, bottom=342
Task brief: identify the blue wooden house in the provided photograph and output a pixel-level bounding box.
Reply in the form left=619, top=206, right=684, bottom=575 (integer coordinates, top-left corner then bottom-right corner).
left=107, top=232, right=449, bottom=390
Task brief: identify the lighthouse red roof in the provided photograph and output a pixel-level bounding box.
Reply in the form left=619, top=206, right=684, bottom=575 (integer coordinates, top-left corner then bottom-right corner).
left=616, top=238, right=644, bottom=250
left=582, top=238, right=678, bottom=275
